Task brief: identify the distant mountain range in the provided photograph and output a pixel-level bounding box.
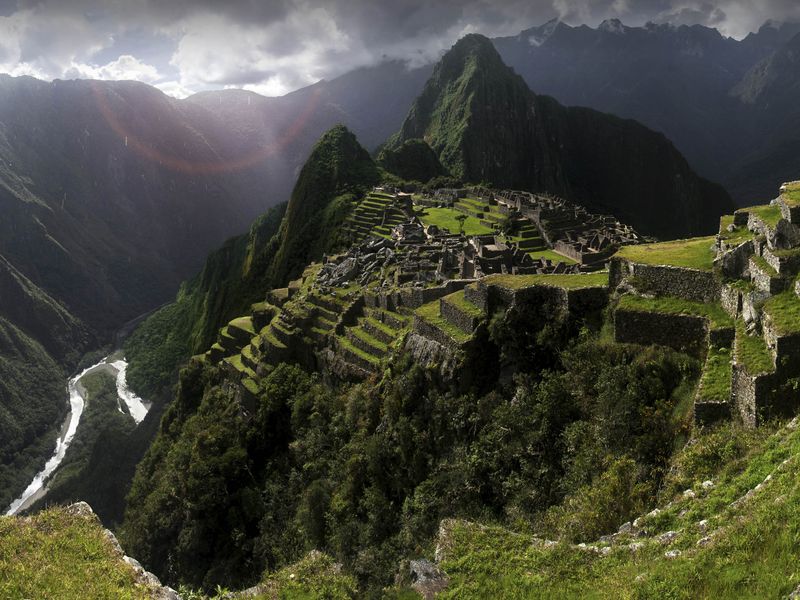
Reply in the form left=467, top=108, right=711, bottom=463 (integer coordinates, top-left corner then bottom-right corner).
left=384, top=34, right=731, bottom=239
left=191, top=18, right=799, bottom=206
left=493, top=18, right=800, bottom=204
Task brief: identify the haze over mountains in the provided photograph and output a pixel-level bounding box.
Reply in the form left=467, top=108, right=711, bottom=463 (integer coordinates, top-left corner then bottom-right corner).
left=184, top=17, right=800, bottom=205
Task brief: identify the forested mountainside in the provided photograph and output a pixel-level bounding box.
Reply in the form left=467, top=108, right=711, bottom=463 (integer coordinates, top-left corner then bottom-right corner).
left=124, top=126, right=378, bottom=397
left=384, top=34, right=732, bottom=239
left=0, top=74, right=295, bottom=508
left=113, top=118, right=800, bottom=596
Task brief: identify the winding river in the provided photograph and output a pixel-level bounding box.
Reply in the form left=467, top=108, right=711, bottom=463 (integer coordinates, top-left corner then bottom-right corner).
left=5, top=353, right=149, bottom=515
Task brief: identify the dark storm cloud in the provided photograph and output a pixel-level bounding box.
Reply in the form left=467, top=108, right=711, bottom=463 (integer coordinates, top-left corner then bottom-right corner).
left=1, top=0, right=799, bottom=96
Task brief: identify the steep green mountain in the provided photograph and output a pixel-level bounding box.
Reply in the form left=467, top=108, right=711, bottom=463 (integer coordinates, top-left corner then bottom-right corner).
left=267, top=125, right=380, bottom=285
left=386, top=34, right=732, bottom=239
left=377, top=138, right=447, bottom=183
left=125, top=125, right=378, bottom=396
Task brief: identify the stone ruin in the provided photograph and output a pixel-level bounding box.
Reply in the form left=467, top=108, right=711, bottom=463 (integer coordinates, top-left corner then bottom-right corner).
left=494, top=189, right=646, bottom=268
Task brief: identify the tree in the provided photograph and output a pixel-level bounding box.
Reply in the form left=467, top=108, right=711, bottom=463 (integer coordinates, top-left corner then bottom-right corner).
left=455, top=214, right=468, bottom=236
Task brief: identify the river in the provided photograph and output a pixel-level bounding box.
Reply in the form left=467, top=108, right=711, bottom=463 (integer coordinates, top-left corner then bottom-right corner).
left=5, top=353, right=149, bottom=515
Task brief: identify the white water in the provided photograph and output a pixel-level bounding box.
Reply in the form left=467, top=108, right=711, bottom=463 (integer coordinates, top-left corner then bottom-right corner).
left=5, top=354, right=148, bottom=515
left=110, top=360, right=148, bottom=424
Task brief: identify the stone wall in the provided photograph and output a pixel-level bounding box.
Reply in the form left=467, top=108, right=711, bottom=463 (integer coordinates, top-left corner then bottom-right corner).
left=565, top=287, right=609, bottom=316
left=413, top=314, right=460, bottom=350
left=732, top=365, right=775, bottom=428
left=614, top=308, right=708, bottom=355
left=714, top=239, right=754, bottom=279
left=694, top=400, right=731, bottom=426
left=709, top=326, right=735, bottom=349
left=367, top=280, right=475, bottom=311
left=762, top=316, right=800, bottom=378
left=763, top=247, right=800, bottom=276
left=720, top=284, right=742, bottom=319
left=608, top=256, right=632, bottom=290
left=439, top=298, right=480, bottom=334
left=628, top=263, right=721, bottom=303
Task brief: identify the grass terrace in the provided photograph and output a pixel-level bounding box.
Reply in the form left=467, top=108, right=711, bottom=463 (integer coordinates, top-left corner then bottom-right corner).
left=415, top=300, right=471, bottom=344
left=443, top=289, right=483, bottom=318
left=735, top=322, right=774, bottom=375
left=718, top=215, right=753, bottom=245
left=763, top=291, right=800, bottom=335
left=616, top=236, right=716, bottom=271
left=781, top=181, right=800, bottom=206
left=483, top=272, right=609, bottom=290
left=416, top=207, right=495, bottom=236
left=526, top=248, right=578, bottom=264
left=699, top=346, right=733, bottom=402
left=229, top=316, right=255, bottom=335
left=617, top=295, right=733, bottom=330
left=740, top=204, right=782, bottom=228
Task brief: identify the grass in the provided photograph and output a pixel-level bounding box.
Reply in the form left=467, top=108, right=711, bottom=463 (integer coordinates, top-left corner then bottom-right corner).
left=781, top=181, right=800, bottom=207
left=241, top=377, right=260, bottom=395
left=338, top=337, right=381, bottom=365
left=416, top=207, right=495, bottom=236
left=763, top=291, right=800, bottom=335
left=526, top=248, right=578, bottom=264
left=750, top=254, right=778, bottom=278
left=443, top=290, right=483, bottom=318
left=415, top=301, right=471, bottom=344
left=717, top=215, right=753, bottom=245
left=436, top=418, right=800, bottom=599
left=616, top=236, right=716, bottom=271
left=0, top=507, right=150, bottom=599
left=726, top=279, right=755, bottom=293
left=617, top=295, right=733, bottom=330
left=735, top=322, right=774, bottom=375
left=229, top=316, right=255, bottom=335
left=483, top=272, right=609, bottom=291
left=740, top=204, right=782, bottom=228
left=698, top=346, right=732, bottom=402
left=251, top=551, right=357, bottom=599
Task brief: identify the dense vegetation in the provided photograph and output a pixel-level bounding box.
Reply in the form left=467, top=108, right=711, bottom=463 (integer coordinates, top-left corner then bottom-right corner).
left=377, top=138, right=446, bottom=183
left=126, top=125, right=379, bottom=397
left=435, top=417, right=800, bottom=598
left=120, top=298, right=698, bottom=595
left=0, top=318, right=66, bottom=510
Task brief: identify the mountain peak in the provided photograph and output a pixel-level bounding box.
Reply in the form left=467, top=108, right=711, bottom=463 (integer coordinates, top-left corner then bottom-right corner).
left=598, top=18, right=626, bottom=35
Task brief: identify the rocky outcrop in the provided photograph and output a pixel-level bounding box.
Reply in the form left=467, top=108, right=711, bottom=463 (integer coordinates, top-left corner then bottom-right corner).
left=65, top=502, right=180, bottom=600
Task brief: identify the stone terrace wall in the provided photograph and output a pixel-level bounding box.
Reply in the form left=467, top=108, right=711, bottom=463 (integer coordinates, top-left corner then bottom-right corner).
left=366, top=280, right=475, bottom=311
left=565, top=287, right=609, bottom=316
left=694, top=400, right=731, bottom=426
left=733, top=366, right=775, bottom=428
left=629, top=264, right=721, bottom=303
left=413, top=314, right=460, bottom=351
left=762, top=317, right=800, bottom=378
left=614, top=309, right=708, bottom=355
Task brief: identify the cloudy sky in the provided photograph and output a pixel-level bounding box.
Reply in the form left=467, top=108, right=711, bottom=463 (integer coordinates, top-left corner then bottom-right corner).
left=0, top=0, right=798, bottom=98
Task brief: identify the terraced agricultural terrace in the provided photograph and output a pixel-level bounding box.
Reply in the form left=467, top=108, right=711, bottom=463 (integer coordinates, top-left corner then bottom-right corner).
left=611, top=181, right=800, bottom=427
left=199, top=184, right=640, bottom=394
left=202, top=181, right=800, bottom=431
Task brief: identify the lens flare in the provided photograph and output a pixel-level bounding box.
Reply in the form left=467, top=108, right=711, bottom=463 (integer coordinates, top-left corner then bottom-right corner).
left=90, top=82, right=322, bottom=175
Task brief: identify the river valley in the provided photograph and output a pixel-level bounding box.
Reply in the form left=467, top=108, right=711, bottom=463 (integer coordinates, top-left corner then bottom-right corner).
left=5, top=352, right=149, bottom=515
